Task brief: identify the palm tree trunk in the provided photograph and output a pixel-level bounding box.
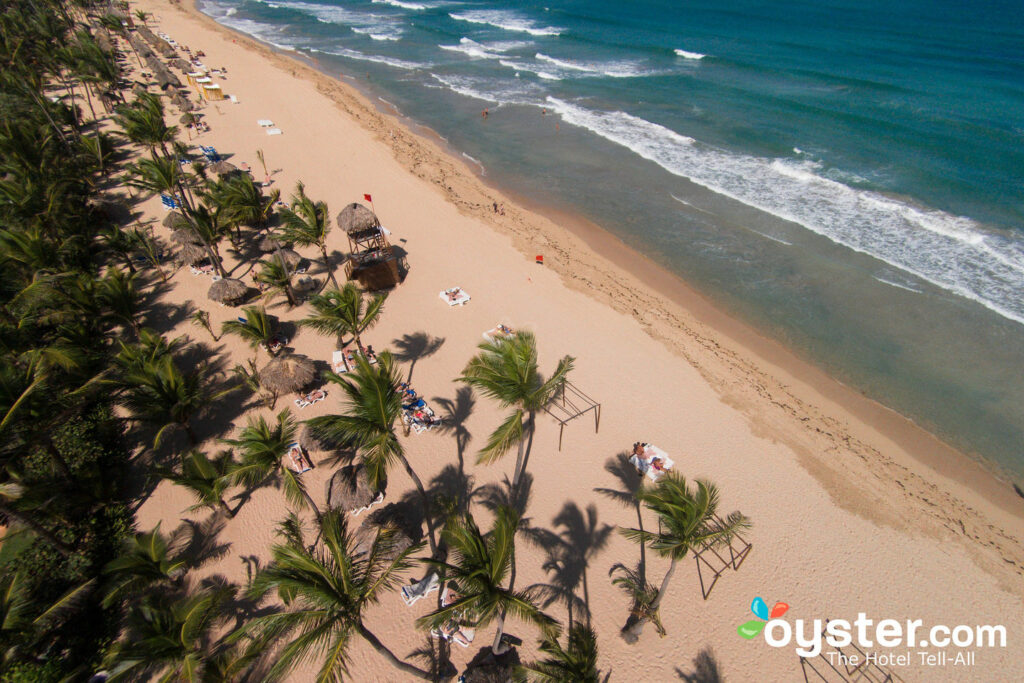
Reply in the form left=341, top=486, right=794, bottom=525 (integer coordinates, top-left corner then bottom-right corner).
left=511, top=412, right=535, bottom=493
left=491, top=609, right=510, bottom=655
left=623, top=555, right=678, bottom=641
left=0, top=504, right=72, bottom=558
left=647, top=555, right=678, bottom=614
left=219, top=498, right=235, bottom=518
left=184, top=423, right=199, bottom=446
left=83, top=82, right=99, bottom=122
left=397, top=454, right=438, bottom=556
left=356, top=622, right=433, bottom=680
left=320, top=244, right=339, bottom=289
left=300, top=487, right=322, bottom=523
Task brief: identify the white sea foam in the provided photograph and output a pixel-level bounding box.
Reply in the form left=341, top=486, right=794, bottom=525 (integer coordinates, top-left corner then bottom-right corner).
left=212, top=13, right=303, bottom=51
left=372, top=0, right=429, bottom=9
left=225, top=8, right=237, bottom=16
left=262, top=1, right=405, bottom=40
left=535, top=53, right=647, bottom=78
left=311, top=47, right=425, bottom=71
left=674, top=49, right=706, bottom=60
left=429, top=72, right=544, bottom=105
left=546, top=97, right=1024, bottom=325
left=498, top=59, right=560, bottom=80
left=449, top=10, right=563, bottom=36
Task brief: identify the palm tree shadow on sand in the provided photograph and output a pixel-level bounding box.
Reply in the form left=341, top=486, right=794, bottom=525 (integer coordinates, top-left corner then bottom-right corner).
left=391, top=331, right=444, bottom=383
left=676, top=647, right=724, bottom=682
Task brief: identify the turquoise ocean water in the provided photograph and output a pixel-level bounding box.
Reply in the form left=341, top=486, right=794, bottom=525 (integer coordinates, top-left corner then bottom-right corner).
left=198, top=0, right=1024, bottom=479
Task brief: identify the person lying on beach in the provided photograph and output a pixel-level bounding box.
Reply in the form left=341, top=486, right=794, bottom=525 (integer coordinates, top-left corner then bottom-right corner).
left=650, top=457, right=666, bottom=472
left=296, top=389, right=326, bottom=403
left=632, top=442, right=648, bottom=457
left=447, top=289, right=461, bottom=302
left=363, top=345, right=377, bottom=361
left=497, top=324, right=514, bottom=335
left=412, top=410, right=435, bottom=426
left=286, top=445, right=311, bottom=473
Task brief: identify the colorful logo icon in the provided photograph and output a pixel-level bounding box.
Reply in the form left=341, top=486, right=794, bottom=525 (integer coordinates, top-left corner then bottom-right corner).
left=738, top=596, right=789, bottom=639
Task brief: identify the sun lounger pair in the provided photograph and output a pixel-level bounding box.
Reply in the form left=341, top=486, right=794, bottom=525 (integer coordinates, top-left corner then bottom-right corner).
left=403, top=405, right=440, bottom=434
left=160, top=194, right=179, bottom=210
left=200, top=145, right=220, bottom=162
left=483, top=323, right=515, bottom=341
left=294, top=389, right=327, bottom=409
left=284, top=443, right=313, bottom=475
left=190, top=264, right=215, bottom=276
left=439, top=287, right=470, bottom=306
left=401, top=573, right=439, bottom=606
left=629, top=444, right=675, bottom=482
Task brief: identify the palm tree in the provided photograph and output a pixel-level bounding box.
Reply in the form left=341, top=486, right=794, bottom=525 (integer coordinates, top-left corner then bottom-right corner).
left=190, top=310, right=220, bottom=342
left=305, top=352, right=437, bottom=554
left=220, top=305, right=277, bottom=358
left=515, top=623, right=603, bottom=682
left=458, top=331, right=574, bottom=492
left=222, top=408, right=319, bottom=519
left=104, top=585, right=237, bottom=682
left=97, top=266, right=141, bottom=336
left=101, top=523, right=186, bottom=608
left=277, top=181, right=337, bottom=288
left=204, top=172, right=277, bottom=240
left=255, top=253, right=296, bottom=308
left=114, top=93, right=177, bottom=159
left=418, top=506, right=558, bottom=656
left=299, top=284, right=385, bottom=349
left=236, top=510, right=431, bottom=680
left=116, top=355, right=216, bottom=447
left=157, top=449, right=236, bottom=518
left=618, top=474, right=750, bottom=640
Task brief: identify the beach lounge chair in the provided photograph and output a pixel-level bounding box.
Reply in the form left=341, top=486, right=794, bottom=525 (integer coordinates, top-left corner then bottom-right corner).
left=266, top=127, right=283, bottom=136
left=257, top=119, right=274, bottom=127
left=285, top=443, right=313, bottom=474
left=160, top=194, right=179, bottom=210
left=229, top=94, right=239, bottom=104
left=331, top=350, right=349, bottom=374
left=403, top=405, right=440, bottom=434
left=483, top=323, right=514, bottom=341
left=351, top=491, right=384, bottom=517
left=401, top=573, right=439, bottom=606
left=200, top=145, right=220, bottom=162
left=294, top=389, right=326, bottom=409
left=439, top=287, right=471, bottom=307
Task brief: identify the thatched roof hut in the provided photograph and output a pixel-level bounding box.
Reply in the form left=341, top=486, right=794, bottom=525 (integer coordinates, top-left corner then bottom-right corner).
left=461, top=649, right=522, bottom=683
left=208, top=278, right=248, bottom=305
left=210, top=161, right=237, bottom=175
left=299, top=422, right=341, bottom=454
left=325, top=464, right=378, bottom=513
left=172, top=58, right=192, bottom=71
left=170, top=228, right=202, bottom=246
left=163, top=211, right=188, bottom=229
left=353, top=519, right=416, bottom=561
left=260, top=354, right=316, bottom=395
left=277, top=248, right=302, bottom=269
left=336, top=203, right=379, bottom=235
left=353, top=501, right=422, bottom=559
left=258, top=234, right=287, bottom=253
left=177, top=242, right=207, bottom=266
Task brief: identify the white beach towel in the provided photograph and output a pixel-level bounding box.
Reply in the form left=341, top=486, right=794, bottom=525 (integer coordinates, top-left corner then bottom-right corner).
left=266, top=128, right=283, bottom=136
left=331, top=350, right=349, bottom=374
left=439, top=287, right=470, bottom=306
left=257, top=119, right=274, bottom=127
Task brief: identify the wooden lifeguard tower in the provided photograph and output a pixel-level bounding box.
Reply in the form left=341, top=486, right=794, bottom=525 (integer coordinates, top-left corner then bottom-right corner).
left=336, top=203, right=402, bottom=290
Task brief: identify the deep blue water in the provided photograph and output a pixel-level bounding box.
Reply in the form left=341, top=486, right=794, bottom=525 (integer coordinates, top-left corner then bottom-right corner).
left=199, top=0, right=1024, bottom=478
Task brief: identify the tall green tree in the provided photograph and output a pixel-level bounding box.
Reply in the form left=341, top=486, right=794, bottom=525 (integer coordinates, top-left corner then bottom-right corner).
left=101, top=523, right=186, bottom=608
left=305, top=352, right=437, bottom=554
left=298, top=284, right=385, bottom=349
left=458, top=331, right=573, bottom=492
left=255, top=253, right=296, bottom=308
left=236, top=511, right=431, bottom=681
left=157, top=449, right=236, bottom=518
left=220, top=305, right=277, bottom=358
left=115, top=354, right=217, bottom=447
left=515, top=623, right=603, bottom=682
left=277, top=181, right=337, bottom=288
left=418, top=507, right=558, bottom=656
left=618, top=474, right=750, bottom=640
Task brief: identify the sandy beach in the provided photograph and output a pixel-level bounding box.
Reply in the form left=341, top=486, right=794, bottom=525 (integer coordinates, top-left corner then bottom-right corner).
left=127, top=0, right=1024, bottom=679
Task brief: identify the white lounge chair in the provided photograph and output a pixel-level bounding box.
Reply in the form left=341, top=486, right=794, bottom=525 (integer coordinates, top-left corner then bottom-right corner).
left=229, top=94, right=239, bottom=104
left=331, top=350, right=351, bottom=374
left=439, top=287, right=470, bottom=306
left=483, top=323, right=514, bottom=341
left=266, top=127, right=283, bottom=136
left=401, top=573, right=439, bottom=606
left=257, top=119, right=274, bottom=127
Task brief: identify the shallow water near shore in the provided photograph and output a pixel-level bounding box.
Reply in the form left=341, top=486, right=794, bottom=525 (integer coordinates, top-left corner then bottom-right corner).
left=197, top=0, right=1024, bottom=478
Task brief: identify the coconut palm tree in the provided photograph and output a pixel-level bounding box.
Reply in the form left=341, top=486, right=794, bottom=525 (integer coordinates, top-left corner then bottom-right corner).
left=103, top=585, right=237, bottom=682
left=418, top=506, right=559, bottom=656
left=115, top=355, right=217, bottom=447
left=305, top=352, right=437, bottom=554
left=277, top=181, right=337, bottom=288
left=101, top=523, right=186, bottom=608
left=96, top=266, right=141, bottom=336
left=298, top=283, right=385, bottom=349
left=203, top=172, right=277, bottom=240
left=157, top=449, right=236, bottom=518
left=618, top=474, right=750, bottom=641
left=515, top=623, right=603, bottom=682
left=458, top=331, right=574, bottom=492
left=236, top=510, right=430, bottom=680
left=222, top=408, right=318, bottom=519
left=255, top=253, right=296, bottom=308
left=190, top=310, right=219, bottom=342
left=114, top=92, right=177, bottom=159
left=220, top=305, right=277, bottom=358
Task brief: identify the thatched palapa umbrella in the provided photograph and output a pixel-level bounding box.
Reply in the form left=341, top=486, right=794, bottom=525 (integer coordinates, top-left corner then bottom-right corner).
left=210, top=161, right=238, bottom=175
left=325, top=464, right=378, bottom=514
left=276, top=248, right=302, bottom=269
left=172, top=58, right=192, bottom=71
left=336, top=202, right=379, bottom=234
left=177, top=242, right=207, bottom=266
left=172, top=94, right=193, bottom=112
left=163, top=211, right=189, bottom=230
left=171, top=228, right=203, bottom=247
left=299, top=422, right=339, bottom=454
left=260, top=354, right=316, bottom=396
left=208, top=278, right=248, bottom=306
left=258, top=234, right=287, bottom=253
left=180, top=112, right=198, bottom=125
left=353, top=502, right=421, bottom=559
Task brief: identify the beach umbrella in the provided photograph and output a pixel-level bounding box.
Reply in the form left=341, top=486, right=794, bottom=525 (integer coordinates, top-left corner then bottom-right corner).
left=260, top=354, right=316, bottom=395
left=353, top=516, right=416, bottom=561
left=258, top=234, right=287, bottom=253
left=324, top=464, right=377, bottom=513
left=176, top=242, right=207, bottom=266
left=298, top=422, right=341, bottom=454
left=171, top=227, right=202, bottom=246
left=172, top=58, right=191, bottom=71
left=173, top=96, right=193, bottom=112
left=163, top=211, right=189, bottom=230
left=179, top=112, right=198, bottom=125
left=336, top=203, right=379, bottom=234
left=276, top=248, right=303, bottom=269
left=210, top=161, right=238, bottom=175
left=207, top=277, right=248, bottom=305
left=462, top=649, right=523, bottom=683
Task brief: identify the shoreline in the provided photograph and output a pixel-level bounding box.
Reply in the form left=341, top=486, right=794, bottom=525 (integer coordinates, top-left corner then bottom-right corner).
left=183, top=0, right=1023, bottom=526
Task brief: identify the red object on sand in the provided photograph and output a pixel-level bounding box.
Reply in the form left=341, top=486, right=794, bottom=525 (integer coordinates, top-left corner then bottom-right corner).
left=364, top=193, right=373, bottom=202
left=535, top=255, right=544, bottom=264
